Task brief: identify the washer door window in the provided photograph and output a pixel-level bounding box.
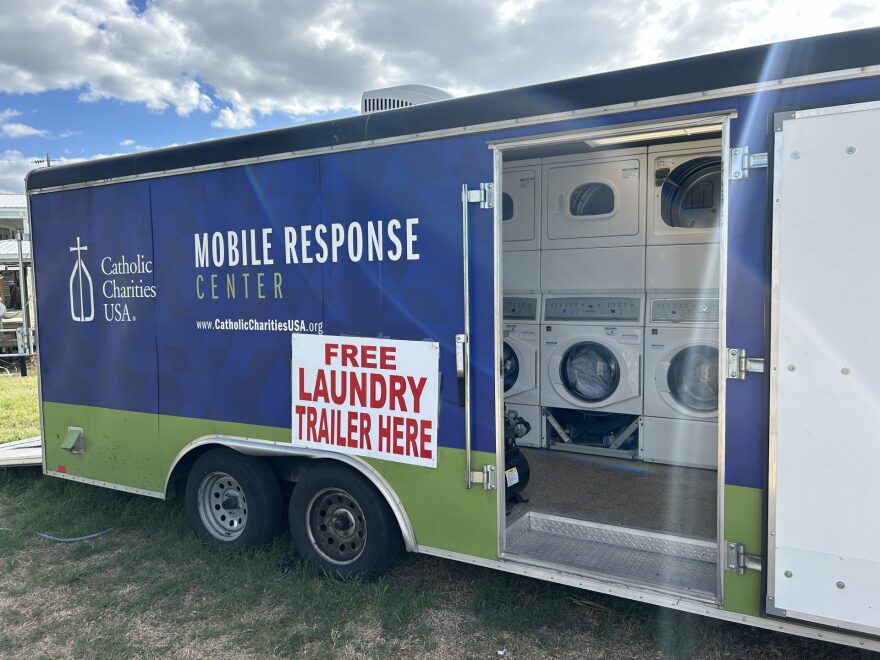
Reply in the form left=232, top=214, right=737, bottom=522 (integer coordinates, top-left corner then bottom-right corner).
left=503, top=341, right=520, bottom=392
left=561, top=341, right=620, bottom=402
left=666, top=345, right=718, bottom=413
left=659, top=156, right=721, bottom=229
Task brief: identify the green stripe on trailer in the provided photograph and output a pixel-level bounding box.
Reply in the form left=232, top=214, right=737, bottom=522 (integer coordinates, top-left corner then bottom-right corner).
left=723, top=484, right=763, bottom=616
left=41, top=402, right=498, bottom=559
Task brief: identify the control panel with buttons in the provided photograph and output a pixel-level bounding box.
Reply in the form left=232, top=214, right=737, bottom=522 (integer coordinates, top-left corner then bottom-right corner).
left=650, top=298, right=719, bottom=323
left=544, top=297, right=641, bottom=322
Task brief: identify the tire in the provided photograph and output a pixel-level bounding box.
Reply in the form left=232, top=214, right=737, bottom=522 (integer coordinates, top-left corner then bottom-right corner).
left=289, top=463, right=402, bottom=578
left=506, top=448, right=530, bottom=500
left=185, top=447, right=282, bottom=550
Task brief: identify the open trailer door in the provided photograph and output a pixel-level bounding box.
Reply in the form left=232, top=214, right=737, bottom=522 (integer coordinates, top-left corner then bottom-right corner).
left=768, top=101, right=880, bottom=635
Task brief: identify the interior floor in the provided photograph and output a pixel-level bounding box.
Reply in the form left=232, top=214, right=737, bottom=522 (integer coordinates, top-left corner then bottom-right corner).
left=511, top=448, right=717, bottom=541
left=504, top=449, right=719, bottom=597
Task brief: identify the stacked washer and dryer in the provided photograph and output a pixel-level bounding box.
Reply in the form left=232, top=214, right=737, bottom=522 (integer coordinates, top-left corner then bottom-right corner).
left=539, top=148, right=647, bottom=457
left=642, top=140, right=722, bottom=469
left=501, top=160, right=543, bottom=447
left=502, top=138, right=723, bottom=468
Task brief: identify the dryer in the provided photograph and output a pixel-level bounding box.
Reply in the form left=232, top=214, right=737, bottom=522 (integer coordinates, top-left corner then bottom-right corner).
left=642, top=295, right=719, bottom=469
left=503, top=294, right=541, bottom=406
left=647, top=139, right=722, bottom=245
left=542, top=147, right=647, bottom=250
left=540, top=295, right=643, bottom=415
left=502, top=160, right=541, bottom=251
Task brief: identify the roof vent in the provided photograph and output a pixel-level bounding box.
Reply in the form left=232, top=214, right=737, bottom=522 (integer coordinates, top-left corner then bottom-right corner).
left=361, top=84, right=452, bottom=114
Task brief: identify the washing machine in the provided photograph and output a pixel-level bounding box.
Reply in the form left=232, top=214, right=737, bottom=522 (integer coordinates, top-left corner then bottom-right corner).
left=540, top=294, right=644, bottom=415
left=542, top=147, right=647, bottom=251
left=647, top=139, right=722, bottom=245
left=503, top=294, right=541, bottom=406
left=502, top=160, right=541, bottom=251
left=642, top=295, right=719, bottom=469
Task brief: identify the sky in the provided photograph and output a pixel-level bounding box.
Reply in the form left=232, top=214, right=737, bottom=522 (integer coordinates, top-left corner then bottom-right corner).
left=1, top=0, right=878, bottom=193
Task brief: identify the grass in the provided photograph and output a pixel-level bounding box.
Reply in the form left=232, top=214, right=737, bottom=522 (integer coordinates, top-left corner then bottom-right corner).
left=0, top=381, right=874, bottom=658
left=0, top=374, right=39, bottom=443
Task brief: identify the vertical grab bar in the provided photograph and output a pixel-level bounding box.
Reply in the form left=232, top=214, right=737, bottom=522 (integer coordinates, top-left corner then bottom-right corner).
left=459, top=184, right=473, bottom=488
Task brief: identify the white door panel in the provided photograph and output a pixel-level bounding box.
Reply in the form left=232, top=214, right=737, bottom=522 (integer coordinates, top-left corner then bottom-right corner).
left=769, top=102, right=880, bottom=634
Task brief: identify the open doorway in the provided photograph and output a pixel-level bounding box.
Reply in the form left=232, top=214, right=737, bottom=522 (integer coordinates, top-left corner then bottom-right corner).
left=497, top=118, right=726, bottom=600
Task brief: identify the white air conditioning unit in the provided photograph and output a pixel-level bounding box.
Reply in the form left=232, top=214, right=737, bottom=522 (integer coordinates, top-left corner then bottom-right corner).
left=361, top=84, right=452, bottom=114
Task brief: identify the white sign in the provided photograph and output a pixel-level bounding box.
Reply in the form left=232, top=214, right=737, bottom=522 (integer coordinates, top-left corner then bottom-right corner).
left=291, top=334, right=440, bottom=468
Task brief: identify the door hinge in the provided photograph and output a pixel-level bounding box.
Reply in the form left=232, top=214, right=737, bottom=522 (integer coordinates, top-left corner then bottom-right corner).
left=469, top=464, right=497, bottom=491
left=463, top=182, right=494, bottom=209
left=730, top=146, right=768, bottom=179
left=725, top=541, right=762, bottom=575
left=726, top=348, right=765, bottom=380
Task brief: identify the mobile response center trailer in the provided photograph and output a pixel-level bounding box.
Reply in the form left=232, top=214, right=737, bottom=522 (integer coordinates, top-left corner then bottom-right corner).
left=25, top=28, right=880, bottom=650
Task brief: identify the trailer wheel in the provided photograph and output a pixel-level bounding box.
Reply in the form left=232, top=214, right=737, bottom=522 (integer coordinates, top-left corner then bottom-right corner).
left=185, top=448, right=281, bottom=549
left=289, top=463, right=401, bottom=577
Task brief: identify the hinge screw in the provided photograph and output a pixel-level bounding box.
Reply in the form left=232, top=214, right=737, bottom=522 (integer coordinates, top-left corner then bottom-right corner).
left=841, top=367, right=850, bottom=375
left=791, top=151, right=801, bottom=159
left=836, top=581, right=846, bottom=589
left=846, top=146, right=856, bottom=154
left=784, top=570, right=793, bottom=578
left=733, top=171, right=741, bottom=179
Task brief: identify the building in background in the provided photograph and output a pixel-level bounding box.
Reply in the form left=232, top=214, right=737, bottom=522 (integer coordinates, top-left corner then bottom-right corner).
left=0, top=194, right=33, bottom=355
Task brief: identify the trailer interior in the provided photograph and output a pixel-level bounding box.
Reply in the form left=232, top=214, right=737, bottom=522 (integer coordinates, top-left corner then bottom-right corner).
left=498, top=118, right=725, bottom=601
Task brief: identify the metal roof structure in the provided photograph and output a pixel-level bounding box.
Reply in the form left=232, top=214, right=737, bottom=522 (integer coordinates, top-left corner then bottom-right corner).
left=0, top=239, right=30, bottom=264
left=0, top=193, right=26, bottom=208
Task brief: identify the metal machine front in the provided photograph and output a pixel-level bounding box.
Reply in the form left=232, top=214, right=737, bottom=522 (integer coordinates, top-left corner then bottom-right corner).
left=768, top=101, right=880, bottom=635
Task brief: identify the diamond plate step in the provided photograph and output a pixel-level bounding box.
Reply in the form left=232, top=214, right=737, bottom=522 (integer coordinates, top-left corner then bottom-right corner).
left=505, top=512, right=717, bottom=598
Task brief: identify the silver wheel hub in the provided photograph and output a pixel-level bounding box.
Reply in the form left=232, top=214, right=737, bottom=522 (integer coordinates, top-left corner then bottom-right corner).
left=306, top=488, right=367, bottom=565
left=198, top=471, right=248, bottom=541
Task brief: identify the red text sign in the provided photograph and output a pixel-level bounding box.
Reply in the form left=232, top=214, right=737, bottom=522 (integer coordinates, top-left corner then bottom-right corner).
left=291, top=334, right=439, bottom=468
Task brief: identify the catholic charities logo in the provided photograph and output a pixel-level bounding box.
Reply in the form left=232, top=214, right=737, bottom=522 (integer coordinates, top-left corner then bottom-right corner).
left=67, top=236, right=157, bottom=324
left=69, top=236, right=94, bottom=322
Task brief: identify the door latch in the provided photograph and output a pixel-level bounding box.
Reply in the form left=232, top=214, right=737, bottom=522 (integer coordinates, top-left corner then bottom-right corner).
left=727, top=348, right=765, bottom=380
left=725, top=541, right=762, bottom=575
left=730, top=146, right=768, bottom=179
left=469, top=464, right=497, bottom=491
left=462, top=182, right=494, bottom=209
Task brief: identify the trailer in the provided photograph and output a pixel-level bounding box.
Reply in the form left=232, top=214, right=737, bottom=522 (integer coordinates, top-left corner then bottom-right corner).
left=24, top=28, right=880, bottom=650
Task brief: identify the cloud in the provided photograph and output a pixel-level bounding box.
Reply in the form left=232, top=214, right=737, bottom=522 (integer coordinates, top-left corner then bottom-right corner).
left=0, top=109, right=22, bottom=122
left=2, top=123, right=50, bottom=138
left=212, top=107, right=255, bottom=130
left=0, top=149, right=83, bottom=192
left=0, top=0, right=876, bottom=132
left=119, top=138, right=135, bottom=146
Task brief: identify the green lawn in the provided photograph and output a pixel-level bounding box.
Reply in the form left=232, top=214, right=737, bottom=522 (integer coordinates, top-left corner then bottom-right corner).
left=0, top=374, right=39, bottom=443
left=0, top=380, right=870, bottom=658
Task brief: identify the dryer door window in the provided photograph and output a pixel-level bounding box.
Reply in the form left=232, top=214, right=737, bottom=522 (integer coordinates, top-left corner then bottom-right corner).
left=503, top=341, right=520, bottom=392
left=501, top=192, right=515, bottom=222
left=659, top=156, right=721, bottom=229
left=561, top=342, right=620, bottom=402
left=667, top=345, right=718, bottom=412
left=569, top=182, right=615, bottom=216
